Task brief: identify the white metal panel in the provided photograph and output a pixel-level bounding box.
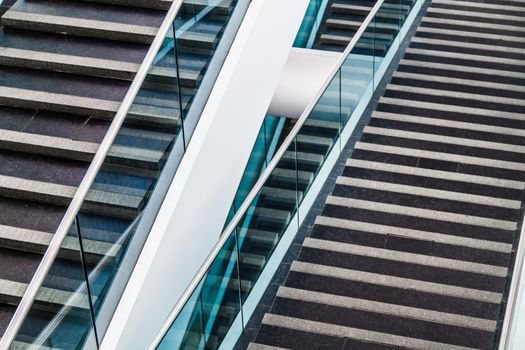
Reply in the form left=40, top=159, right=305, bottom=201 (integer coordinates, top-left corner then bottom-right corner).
left=268, top=48, right=341, bottom=119
left=100, top=0, right=309, bottom=349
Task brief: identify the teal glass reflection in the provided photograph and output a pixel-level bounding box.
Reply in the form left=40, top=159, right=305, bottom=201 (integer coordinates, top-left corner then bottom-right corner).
left=158, top=234, right=242, bottom=350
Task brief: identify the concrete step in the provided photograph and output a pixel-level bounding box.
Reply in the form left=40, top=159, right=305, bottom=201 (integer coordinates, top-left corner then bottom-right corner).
left=314, top=215, right=513, bottom=254
left=239, top=252, right=266, bottom=270
left=1, top=10, right=158, bottom=44
left=277, top=285, right=497, bottom=331
left=0, top=128, right=164, bottom=169
left=336, top=176, right=521, bottom=209
left=331, top=4, right=372, bottom=15
left=0, top=175, right=142, bottom=219
left=0, top=224, right=119, bottom=265
left=326, top=195, right=517, bottom=231
left=245, top=229, right=280, bottom=249
left=82, top=0, right=173, bottom=10
left=1, top=10, right=218, bottom=48
left=0, top=47, right=201, bottom=86
left=0, top=86, right=182, bottom=126
left=346, top=157, right=525, bottom=190
left=303, top=237, right=507, bottom=278
left=253, top=207, right=292, bottom=225
left=0, top=278, right=91, bottom=312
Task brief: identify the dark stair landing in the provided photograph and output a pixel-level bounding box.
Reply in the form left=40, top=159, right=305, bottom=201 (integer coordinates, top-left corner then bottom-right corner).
left=247, top=0, right=525, bottom=349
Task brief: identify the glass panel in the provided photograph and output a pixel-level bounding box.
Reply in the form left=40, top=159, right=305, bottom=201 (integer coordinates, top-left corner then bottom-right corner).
left=293, top=0, right=323, bottom=48
left=224, top=115, right=286, bottom=228
left=174, top=0, right=238, bottom=121
left=340, top=26, right=375, bottom=126
left=10, top=219, right=98, bottom=350
left=157, top=234, right=242, bottom=350
left=78, top=30, right=186, bottom=339
left=236, top=138, right=299, bottom=302
left=295, top=71, right=341, bottom=198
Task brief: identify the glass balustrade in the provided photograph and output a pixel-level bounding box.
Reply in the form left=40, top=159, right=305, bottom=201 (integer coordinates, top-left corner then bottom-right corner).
left=154, top=0, right=420, bottom=349
left=7, top=0, right=249, bottom=349
left=225, top=115, right=286, bottom=228
left=293, top=0, right=326, bottom=48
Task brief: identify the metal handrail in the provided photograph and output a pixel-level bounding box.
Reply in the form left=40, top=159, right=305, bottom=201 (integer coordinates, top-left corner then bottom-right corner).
left=0, top=0, right=186, bottom=348
left=148, top=0, right=387, bottom=347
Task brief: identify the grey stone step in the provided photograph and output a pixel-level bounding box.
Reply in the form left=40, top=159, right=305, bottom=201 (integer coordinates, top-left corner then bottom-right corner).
left=356, top=141, right=525, bottom=172
left=0, top=224, right=119, bottom=265
left=314, top=215, right=513, bottom=253
left=91, top=0, right=234, bottom=14
left=0, top=278, right=90, bottom=311
left=426, top=6, right=525, bottom=24
left=363, top=125, right=525, bottom=156
left=422, top=16, right=525, bottom=34
left=371, top=111, right=525, bottom=139
left=320, top=32, right=392, bottom=47
left=326, top=195, right=517, bottom=231
left=290, top=261, right=502, bottom=304
left=261, top=313, right=478, bottom=350
left=303, top=118, right=341, bottom=131
left=0, top=175, right=142, bottom=219
left=0, top=128, right=164, bottom=169
left=406, top=47, right=525, bottom=70
left=239, top=252, right=266, bottom=270
left=253, top=207, right=292, bottom=225
left=296, top=134, right=334, bottom=148
left=346, top=158, right=525, bottom=190
left=0, top=85, right=119, bottom=118
left=416, top=26, right=525, bottom=45
left=336, top=176, right=521, bottom=209
left=180, top=0, right=234, bottom=15
left=246, top=229, right=279, bottom=248
left=277, top=286, right=497, bottom=331
left=1, top=10, right=217, bottom=48
left=227, top=278, right=252, bottom=294
left=378, top=96, right=525, bottom=123
left=392, top=71, right=525, bottom=93
left=261, top=186, right=301, bottom=204
left=0, top=47, right=201, bottom=86
left=271, top=168, right=314, bottom=185
left=0, top=128, right=97, bottom=161
left=303, top=237, right=507, bottom=277
left=0, top=86, right=182, bottom=125
left=386, top=83, right=525, bottom=110
left=331, top=4, right=373, bottom=15
left=432, top=0, right=525, bottom=13
left=1, top=10, right=159, bottom=44
left=82, top=0, right=173, bottom=10
left=248, top=344, right=288, bottom=350
left=399, top=58, right=525, bottom=80
left=9, top=341, right=53, bottom=350
left=410, top=36, right=525, bottom=58
left=282, top=151, right=325, bottom=168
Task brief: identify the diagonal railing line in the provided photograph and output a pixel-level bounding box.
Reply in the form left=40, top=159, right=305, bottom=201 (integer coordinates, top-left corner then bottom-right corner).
left=0, top=0, right=186, bottom=348
left=148, top=0, right=387, bottom=347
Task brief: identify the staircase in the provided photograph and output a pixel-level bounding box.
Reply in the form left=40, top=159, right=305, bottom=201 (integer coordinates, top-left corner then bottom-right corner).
left=313, top=0, right=423, bottom=52
left=247, top=0, right=525, bottom=348
left=0, top=0, right=235, bottom=344
left=230, top=0, right=416, bottom=315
